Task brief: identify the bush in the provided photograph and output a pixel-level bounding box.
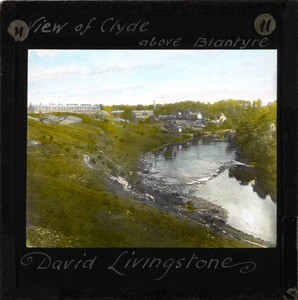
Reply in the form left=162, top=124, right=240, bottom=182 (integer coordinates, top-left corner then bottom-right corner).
left=185, top=201, right=196, bottom=212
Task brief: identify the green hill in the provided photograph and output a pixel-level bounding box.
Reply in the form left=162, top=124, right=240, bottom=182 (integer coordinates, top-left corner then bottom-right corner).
left=27, top=114, right=251, bottom=248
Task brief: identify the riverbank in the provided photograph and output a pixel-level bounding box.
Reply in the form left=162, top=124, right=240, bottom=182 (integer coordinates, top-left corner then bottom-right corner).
left=139, top=141, right=273, bottom=248
left=27, top=115, right=252, bottom=248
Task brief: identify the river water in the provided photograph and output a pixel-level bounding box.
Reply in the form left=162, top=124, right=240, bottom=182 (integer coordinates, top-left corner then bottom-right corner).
left=143, top=139, right=276, bottom=245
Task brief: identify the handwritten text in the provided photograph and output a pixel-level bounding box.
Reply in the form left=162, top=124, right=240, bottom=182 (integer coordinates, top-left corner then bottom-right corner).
left=20, top=252, right=97, bottom=270
left=108, top=251, right=257, bottom=280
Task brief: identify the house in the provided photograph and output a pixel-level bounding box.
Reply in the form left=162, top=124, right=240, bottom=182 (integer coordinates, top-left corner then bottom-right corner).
left=111, top=110, right=124, bottom=117
left=27, top=103, right=101, bottom=114
left=164, top=120, right=182, bottom=134
left=157, top=114, right=177, bottom=120
left=132, top=110, right=154, bottom=122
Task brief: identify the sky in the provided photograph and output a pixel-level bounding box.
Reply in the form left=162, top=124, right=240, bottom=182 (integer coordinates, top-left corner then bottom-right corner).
left=28, top=49, right=277, bottom=106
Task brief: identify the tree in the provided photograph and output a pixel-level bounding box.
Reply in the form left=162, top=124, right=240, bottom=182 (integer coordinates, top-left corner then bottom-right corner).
left=233, top=102, right=277, bottom=199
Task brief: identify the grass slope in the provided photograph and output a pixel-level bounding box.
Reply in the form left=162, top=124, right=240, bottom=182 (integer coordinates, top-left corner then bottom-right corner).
left=27, top=114, right=250, bottom=248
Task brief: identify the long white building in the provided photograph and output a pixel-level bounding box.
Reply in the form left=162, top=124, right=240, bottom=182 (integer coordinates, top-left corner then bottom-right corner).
left=27, top=103, right=101, bottom=114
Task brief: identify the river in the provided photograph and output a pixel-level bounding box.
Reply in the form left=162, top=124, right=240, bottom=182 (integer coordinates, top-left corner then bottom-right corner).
left=142, top=138, right=277, bottom=246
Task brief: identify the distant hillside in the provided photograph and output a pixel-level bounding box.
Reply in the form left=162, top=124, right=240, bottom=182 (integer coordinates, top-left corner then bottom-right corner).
left=27, top=114, right=251, bottom=248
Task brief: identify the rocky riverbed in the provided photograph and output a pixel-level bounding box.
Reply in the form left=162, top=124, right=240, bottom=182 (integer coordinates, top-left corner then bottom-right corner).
left=100, top=137, right=273, bottom=248
left=137, top=152, right=271, bottom=248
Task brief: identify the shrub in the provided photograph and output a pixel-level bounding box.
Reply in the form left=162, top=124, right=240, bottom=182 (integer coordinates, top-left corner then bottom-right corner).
left=185, top=201, right=196, bottom=212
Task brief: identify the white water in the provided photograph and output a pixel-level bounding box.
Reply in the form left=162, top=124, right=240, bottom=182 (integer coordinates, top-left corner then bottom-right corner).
left=193, top=170, right=276, bottom=245
left=146, top=140, right=277, bottom=245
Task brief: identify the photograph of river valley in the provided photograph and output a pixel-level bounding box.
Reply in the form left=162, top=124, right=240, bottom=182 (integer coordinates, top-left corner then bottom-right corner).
left=26, top=49, right=277, bottom=248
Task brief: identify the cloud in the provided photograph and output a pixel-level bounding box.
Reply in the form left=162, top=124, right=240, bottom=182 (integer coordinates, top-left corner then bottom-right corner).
left=28, top=66, right=89, bottom=81
left=62, top=84, right=144, bottom=98
left=28, top=60, right=164, bottom=82
left=28, top=49, right=277, bottom=106
left=28, top=83, right=144, bottom=105
left=90, top=62, right=164, bottom=75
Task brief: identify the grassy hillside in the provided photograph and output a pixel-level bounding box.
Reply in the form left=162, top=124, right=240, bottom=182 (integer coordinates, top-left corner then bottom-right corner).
left=27, top=114, right=250, bottom=248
